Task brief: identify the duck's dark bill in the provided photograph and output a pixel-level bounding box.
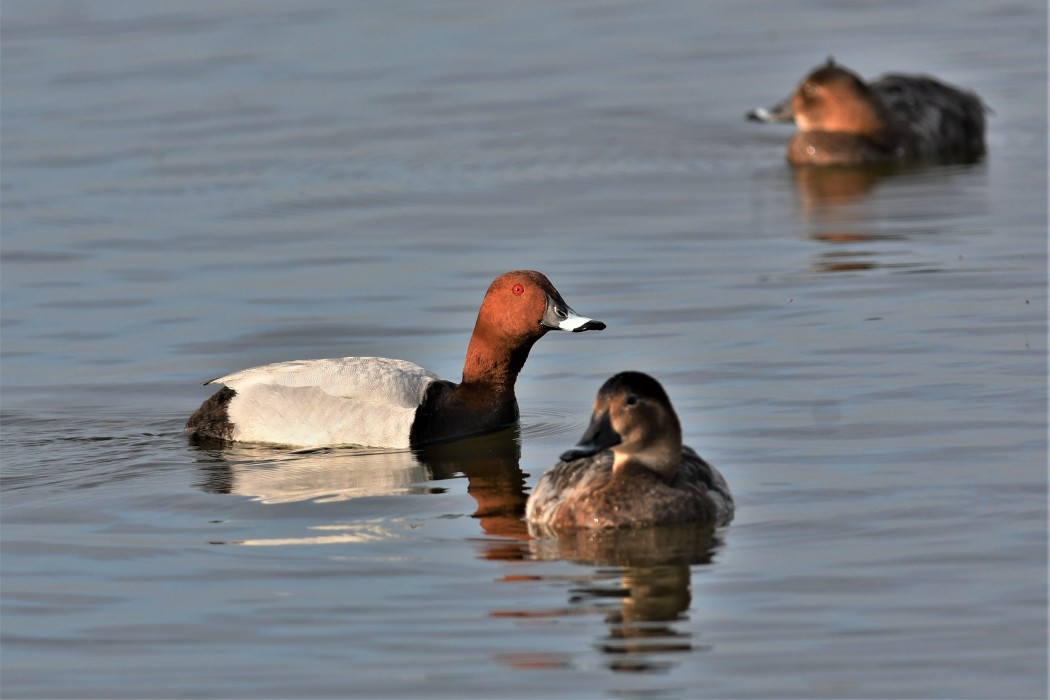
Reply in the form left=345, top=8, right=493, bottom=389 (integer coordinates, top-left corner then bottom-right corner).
left=560, top=409, right=620, bottom=461
left=571, top=319, right=606, bottom=332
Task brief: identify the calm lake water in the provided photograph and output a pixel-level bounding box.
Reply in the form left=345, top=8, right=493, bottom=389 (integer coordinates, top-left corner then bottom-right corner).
left=2, top=1, right=1046, bottom=698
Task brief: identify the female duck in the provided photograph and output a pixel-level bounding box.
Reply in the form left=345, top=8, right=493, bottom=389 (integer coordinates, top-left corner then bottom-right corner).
left=526, top=372, right=734, bottom=530
left=186, top=270, right=604, bottom=449
left=747, top=57, right=987, bottom=166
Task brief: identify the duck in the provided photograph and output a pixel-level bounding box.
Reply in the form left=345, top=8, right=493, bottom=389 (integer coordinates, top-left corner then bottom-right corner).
left=526, top=371, right=734, bottom=531
left=747, top=57, right=987, bottom=166
left=186, top=270, right=605, bottom=448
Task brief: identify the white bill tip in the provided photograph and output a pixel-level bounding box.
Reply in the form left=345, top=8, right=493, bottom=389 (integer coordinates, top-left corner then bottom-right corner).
left=558, top=313, right=593, bottom=331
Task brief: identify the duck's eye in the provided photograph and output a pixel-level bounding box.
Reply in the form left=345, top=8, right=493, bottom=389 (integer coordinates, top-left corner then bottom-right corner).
left=512, top=284, right=524, bottom=296
left=625, top=395, right=638, bottom=407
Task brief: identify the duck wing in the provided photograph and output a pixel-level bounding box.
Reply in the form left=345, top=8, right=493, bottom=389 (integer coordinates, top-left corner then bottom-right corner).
left=678, top=446, right=735, bottom=525
left=208, top=357, right=440, bottom=448
left=211, top=356, right=440, bottom=408
left=872, top=74, right=987, bottom=160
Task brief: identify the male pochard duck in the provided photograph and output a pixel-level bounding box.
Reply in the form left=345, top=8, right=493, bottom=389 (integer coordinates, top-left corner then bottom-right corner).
left=748, top=58, right=987, bottom=166
left=186, top=270, right=605, bottom=448
left=526, top=372, right=734, bottom=530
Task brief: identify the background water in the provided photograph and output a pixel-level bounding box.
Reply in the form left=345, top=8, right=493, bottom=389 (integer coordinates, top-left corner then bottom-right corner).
left=2, top=1, right=1046, bottom=698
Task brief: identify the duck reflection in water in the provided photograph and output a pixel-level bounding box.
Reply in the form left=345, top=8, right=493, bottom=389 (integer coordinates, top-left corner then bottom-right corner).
left=191, top=428, right=529, bottom=545
left=415, top=429, right=531, bottom=548
left=493, top=525, right=723, bottom=673
left=789, top=160, right=988, bottom=274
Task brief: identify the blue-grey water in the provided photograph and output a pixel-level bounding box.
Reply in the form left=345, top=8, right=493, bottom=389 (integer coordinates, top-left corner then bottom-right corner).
left=2, top=1, right=1046, bottom=698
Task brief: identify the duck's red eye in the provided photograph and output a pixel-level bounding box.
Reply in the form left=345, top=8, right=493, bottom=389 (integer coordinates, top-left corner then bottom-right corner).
left=512, top=284, right=524, bottom=295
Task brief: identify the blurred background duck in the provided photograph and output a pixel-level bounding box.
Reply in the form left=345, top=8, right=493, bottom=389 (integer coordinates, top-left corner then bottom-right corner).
left=748, top=57, right=988, bottom=165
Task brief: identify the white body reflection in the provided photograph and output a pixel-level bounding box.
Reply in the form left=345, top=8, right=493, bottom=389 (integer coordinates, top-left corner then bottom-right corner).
left=191, top=429, right=528, bottom=544
left=214, top=446, right=433, bottom=504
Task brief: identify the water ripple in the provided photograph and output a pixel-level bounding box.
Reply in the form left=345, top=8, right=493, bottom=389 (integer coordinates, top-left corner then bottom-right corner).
left=520, top=407, right=587, bottom=443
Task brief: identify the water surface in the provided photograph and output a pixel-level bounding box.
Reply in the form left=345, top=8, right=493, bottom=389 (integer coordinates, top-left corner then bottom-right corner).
left=2, top=1, right=1046, bottom=698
